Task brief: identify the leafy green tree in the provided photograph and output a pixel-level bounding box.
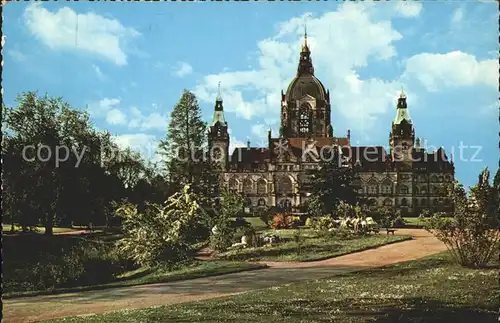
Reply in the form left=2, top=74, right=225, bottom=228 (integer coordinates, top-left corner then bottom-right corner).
left=210, top=187, right=245, bottom=252
left=159, top=90, right=207, bottom=192
left=424, top=169, right=500, bottom=268
left=116, top=184, right=209, bottom=267
left=307, top=150, right=360, bottom=216
left=3, top=92, right=139, bottom=233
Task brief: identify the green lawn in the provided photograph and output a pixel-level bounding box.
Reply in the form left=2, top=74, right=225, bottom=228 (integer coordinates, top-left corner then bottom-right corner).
left=403, top=217, right=426, bottom=227
left=2, top=224, right=80, bottom=234
left=51, top=252, right=499, bottom=323
left=230, top=217, right=268, bottom=231
left=218, top=229, right=412, bottom=262
left=5, top=260, right=267, bottom=299
left=403, top=217, right=454, bottom=228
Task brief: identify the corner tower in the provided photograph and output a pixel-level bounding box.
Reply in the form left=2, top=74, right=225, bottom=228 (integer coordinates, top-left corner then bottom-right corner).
left=389, top=90, right=415, bottom=162
left=208, top=82, right=229, bottom=170
left=281, top=28, right=332, bottom=138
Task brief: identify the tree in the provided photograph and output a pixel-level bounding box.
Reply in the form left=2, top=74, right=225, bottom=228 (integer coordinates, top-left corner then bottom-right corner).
left=210, top=187, right=245, bottom=252
left=3, top=92, right=137, bottom=234
left=424, top=169, right=500, bottom=268
left=116, top=184, right=209, bottom=267
left=159, top=90, right=207, bottom=192
left=307, top=149, right=360, bottom=216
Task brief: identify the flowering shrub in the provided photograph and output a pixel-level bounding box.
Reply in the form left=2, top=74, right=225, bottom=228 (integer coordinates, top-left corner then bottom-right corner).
left=271, top=214, right=293, bottom=229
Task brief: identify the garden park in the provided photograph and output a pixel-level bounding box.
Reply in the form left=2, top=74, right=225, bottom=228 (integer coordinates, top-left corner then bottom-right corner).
left=2, top=91, right=499, bottom=322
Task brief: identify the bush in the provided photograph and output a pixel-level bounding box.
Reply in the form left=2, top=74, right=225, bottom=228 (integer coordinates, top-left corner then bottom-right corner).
left=3, top=235, right=135, bottom=294
left=312, top=216, right=336, bottom=231
left=256, top=208, right=272, bottom=227
left=392, top=215, right=406, bottom=228
left=271, top=214, right=293, bottom=229
left=424, top=170, right=500, bottom=268
left=305, top=217, right=315, bottom=227
left=116, top=184, right=209, bottom=267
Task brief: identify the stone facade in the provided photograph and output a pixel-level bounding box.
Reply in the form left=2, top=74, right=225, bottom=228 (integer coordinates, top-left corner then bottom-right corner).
left=207, top=33, right=454, bottom=216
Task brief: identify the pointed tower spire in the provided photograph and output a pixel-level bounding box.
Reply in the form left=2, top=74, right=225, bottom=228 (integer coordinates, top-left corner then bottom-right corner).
left=216, top=81, right=222, bottom=102
left=400, top=86, right=406, bottom=99
left=297, top=21, right=314, bottom=76
left=211, top=81, right=226, bottom=126
left=394, top=88, right=411, bottom=124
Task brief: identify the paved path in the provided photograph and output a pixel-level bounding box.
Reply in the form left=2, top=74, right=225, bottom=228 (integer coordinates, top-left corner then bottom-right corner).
left=3, top=229, right=446, bottom=323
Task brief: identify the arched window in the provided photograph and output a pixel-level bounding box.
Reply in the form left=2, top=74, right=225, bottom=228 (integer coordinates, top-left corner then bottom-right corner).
left=369, top=199, right=378, bottom=207
left=367, top=179, right=378, bottom=195
left=257, top=179, right=267, bottom=194
left=257, top=198, right=266, bottom=206
left=277, top=176, right=293, bottom=194
left=229, top=178, right=239, bottom=192
left=243, top=178, right=253, bottom=194
left=431, top=175, right=438, bottom=182
left=399, top=185, right=409, bottom=194
left=279, top=199, right=292, bottom=211
left=381, top=179, right=392, bottom=194
left=420, top=187, right=427, bottom=195
left=298, top=104, right=311, bottom=135
left=245, top=198, right=252, bottom=207
left=383, top=198, right=393, bottom=206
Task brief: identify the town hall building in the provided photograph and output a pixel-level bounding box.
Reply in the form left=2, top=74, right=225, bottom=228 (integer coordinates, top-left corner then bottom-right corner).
left=207, top=32, right=455, bottom=216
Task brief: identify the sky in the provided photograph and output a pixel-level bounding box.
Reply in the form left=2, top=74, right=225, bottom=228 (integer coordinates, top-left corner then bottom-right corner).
left=3, top=1, right=498, bottom=189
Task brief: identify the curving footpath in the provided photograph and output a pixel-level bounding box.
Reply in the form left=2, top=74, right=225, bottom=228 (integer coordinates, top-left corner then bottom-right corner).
left=3, top=229, right=446, bottom=323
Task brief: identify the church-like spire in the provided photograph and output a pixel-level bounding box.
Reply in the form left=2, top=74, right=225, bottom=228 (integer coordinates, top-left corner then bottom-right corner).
left=297, top=24, right=314, bottom=76
left=394, top=88, right=412, bottom=124
left=211, top=81, right=226, bottom=125
left=302, top=23, right=309, bottom=52
left=216, top=81, right=222, bottom=102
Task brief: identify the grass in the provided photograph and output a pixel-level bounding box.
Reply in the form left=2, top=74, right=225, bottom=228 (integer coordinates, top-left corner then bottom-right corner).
left=402, top=216, right=455, bottom=228
left=403, top=217, right=426, bottom=227
left=218, top=229, right=412, bottom=262
left=50, top=252, right=499, bottom=323
left=2, top=223, right=80, bottom=234
left=230, top=217, right=268, bottom=231
left=4, top=260, right=267, bottom=299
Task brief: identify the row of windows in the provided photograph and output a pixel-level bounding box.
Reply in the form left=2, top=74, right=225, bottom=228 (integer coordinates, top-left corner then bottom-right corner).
left=371, top=198, right=451, bottom=207
left=416, top=174, right=453, bottom=182
left=364, top=185, right=447, bottom=195
left=229, top=176, right=294, bottom=194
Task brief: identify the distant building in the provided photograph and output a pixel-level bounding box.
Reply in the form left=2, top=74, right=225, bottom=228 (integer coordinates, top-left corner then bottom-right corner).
left=207, top=31, right=454, bottom=216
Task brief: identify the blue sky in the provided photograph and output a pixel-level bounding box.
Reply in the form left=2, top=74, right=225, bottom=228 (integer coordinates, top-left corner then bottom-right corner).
left=3, top=1, right=498, bottom=189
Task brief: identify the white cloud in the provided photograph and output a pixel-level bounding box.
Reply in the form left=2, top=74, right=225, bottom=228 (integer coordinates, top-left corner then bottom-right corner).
left=194, top=2, right=405, bottom=135
left=172, top=61, right=193, bottom=77
left=106, top=108, right=127, bottom=125
left=229, top=137, right=248, bottom=154
left=88, top=98, right=169, bottom=131
left=7, top=48, right=26, bottom=61
left=393, top=2, right=422, bottom=18
left=112, top=133, right=159, bottom=160
left=88, top=97, right=120, bottom=117
left=128, top=106, right=170, bottom=132
left=23, top=3, right=140, bottom=65
left=403, top=51, right=497, bottom=91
